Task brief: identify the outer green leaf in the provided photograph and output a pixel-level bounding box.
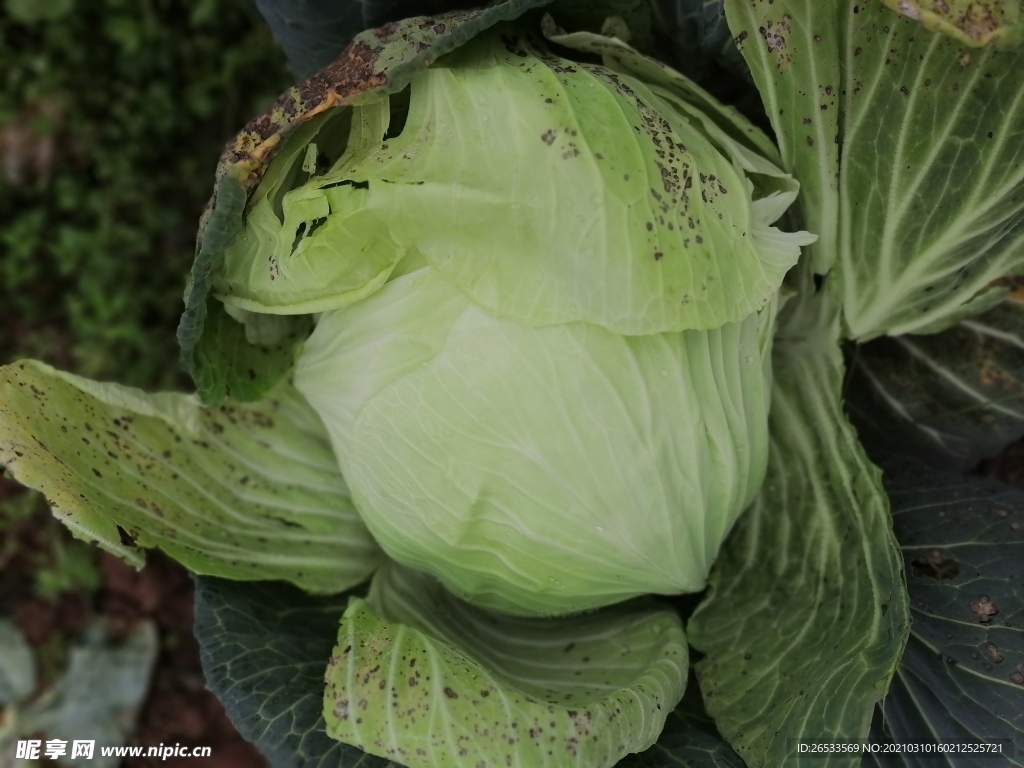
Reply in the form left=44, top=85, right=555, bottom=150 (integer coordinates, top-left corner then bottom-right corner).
left=178, top=0, right=552, bottom=404
left=881, top=0, right=1024, bottom=47
left=324, top=563, right=689, bottom=768
left=194, top=577, right=390, bottom=768
left=847, top=293, right=1024, bottom=472
left=724, top=0, right=842, bottom=276
left=545, top=17, right=783, bottom=165
left=0, top=360, right=382, bottom=593
left=296, top=266, right=773, bottom=616
left=687, top=289, right=911, bottom=768
left=179, top=175, right=248, bottom=407
left=195, top=574, right=724, bottom=768
left=837, top=3, right=1024, bottom=337
left=726, top=0, right=1024, bottom=338
left=862, top=455, right=1024, bottom=767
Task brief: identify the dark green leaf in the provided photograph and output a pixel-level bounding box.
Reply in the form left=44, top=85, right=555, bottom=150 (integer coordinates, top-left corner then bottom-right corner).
left=550, top=0, right=655, bottom=48
left=254, top=0, right=366, bottom=81
left=191, top=302, right=312, bottom=405
left=645, top=1, right=763, bottom=134
left=362, top=0, right=483, bottom=30
left=177, top=175, right=247, bottom=406
left=194, top=577, right=392, bottom=768
left=861, top=455, right=1024, bottom=767
left=847, top=295, right=1024, bottom=472
left=255, top=0, right=510, bottom=82
left=652, top=1, right=743, bottom=67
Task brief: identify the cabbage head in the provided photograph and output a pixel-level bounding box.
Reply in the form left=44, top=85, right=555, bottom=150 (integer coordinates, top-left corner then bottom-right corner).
left=216, top=27, right=814, bottom=616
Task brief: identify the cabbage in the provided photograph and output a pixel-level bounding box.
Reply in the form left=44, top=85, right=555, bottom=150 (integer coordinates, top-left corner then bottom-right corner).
left=272, top=29, right=813, bottom=615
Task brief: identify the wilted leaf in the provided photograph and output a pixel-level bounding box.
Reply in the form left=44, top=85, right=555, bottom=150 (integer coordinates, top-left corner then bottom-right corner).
left=14, top=621, right=157, bottom=768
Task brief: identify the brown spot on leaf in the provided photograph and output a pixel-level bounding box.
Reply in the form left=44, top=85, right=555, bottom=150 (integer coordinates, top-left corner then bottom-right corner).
left=970, top=596, right=998, bottom=623
left=911, top=548, right=959, bottom=581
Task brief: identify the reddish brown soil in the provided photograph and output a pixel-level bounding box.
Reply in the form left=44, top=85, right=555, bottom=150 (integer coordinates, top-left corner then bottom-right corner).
left=1, top=478, right=267, bottom=767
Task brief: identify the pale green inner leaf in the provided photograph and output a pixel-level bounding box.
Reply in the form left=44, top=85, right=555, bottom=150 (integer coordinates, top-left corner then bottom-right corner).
left=296, top=267, right=773, bottom=617
left=215, top=105, right=407, bottom=315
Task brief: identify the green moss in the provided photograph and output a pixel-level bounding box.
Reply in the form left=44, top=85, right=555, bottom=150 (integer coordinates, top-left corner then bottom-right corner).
left=0, top=0, right=289, bottom=390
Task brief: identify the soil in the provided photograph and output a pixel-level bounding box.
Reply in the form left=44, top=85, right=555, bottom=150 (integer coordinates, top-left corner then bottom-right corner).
left=1, top=477, right=268, bottom=768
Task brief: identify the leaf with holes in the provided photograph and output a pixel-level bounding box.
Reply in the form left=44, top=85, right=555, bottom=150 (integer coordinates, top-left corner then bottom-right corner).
left=861, top=454, right=1024, bottom=767
left=178, top=0, right=553, bottom=405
